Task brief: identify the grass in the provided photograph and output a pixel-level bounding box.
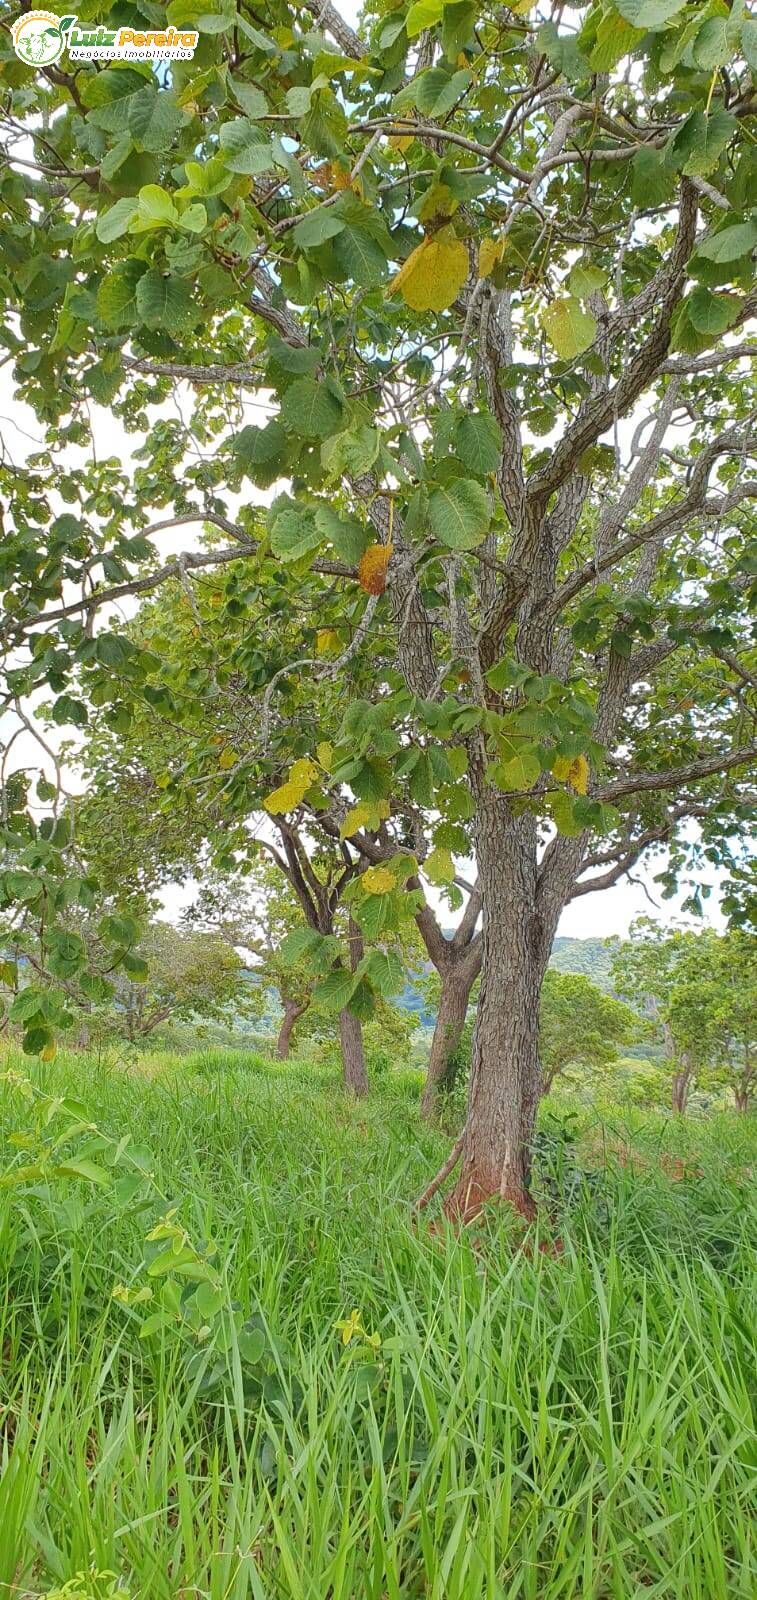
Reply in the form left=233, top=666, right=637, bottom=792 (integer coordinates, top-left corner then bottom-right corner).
left=0, top=1046, right=755, bottom=1600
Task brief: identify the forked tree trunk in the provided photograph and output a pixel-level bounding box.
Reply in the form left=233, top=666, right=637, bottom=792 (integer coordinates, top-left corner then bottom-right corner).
left=420, top=946, right=481, bottom=1119
left=446, top=803, right=549, bottom=1222
left=276, top=998, right=307, bottom=1060
left=339, top=1006, right=369, bottom=1097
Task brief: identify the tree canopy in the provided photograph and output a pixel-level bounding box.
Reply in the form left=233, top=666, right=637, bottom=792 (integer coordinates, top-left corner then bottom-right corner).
left=1, top=0, right=755, bottom=1212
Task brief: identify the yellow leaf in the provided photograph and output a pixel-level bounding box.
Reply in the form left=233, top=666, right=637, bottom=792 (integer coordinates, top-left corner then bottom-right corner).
left=478, top=235, right=505, bottom=280
left=40, top=1042, right=57, bottom=1063
left=263, top=757, right=319, bottom=815
left=387, top=129, right=414, bottom=152
left=218, top=746, right=238, bottom=769
left=361, top=865, right=395, bottom=895
left=552, top=753, right=589, bottom=795
left=358, top=543, right=393, bottom=595
left=424, top=846, right=455, bottom=885
left=317, top=741, right=333, bottom=769
left=316, top=627, right=340, bottom=656
left=340, top=798, right=390, bottom=840
left=387, top=233, right=470, bottom=312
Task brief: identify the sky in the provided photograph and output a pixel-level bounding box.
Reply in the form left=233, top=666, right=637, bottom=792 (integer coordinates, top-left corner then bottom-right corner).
left=0, top=4, right=732, bottom=941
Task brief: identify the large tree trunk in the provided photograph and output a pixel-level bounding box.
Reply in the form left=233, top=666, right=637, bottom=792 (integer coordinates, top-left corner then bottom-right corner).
left=446, top=804, right=549, bottom=1222
left=339, top=1006, right=369, bottom=1097
left=420, top=946, right=481, bottom=1119
left=276, top=998, right=307, bottom=1059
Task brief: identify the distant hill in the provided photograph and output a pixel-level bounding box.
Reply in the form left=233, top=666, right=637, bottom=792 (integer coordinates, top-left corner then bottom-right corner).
left=549, top=937, right=613, bottom=991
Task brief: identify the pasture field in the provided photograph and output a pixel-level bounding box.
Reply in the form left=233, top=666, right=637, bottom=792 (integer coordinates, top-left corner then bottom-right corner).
left=0, top=1048, right=755, bottom=1600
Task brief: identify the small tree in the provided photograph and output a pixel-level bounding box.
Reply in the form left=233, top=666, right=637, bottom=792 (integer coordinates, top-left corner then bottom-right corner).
left=539, top=970, right=636, bottom=1093
left=667, top=930, right=756, bottom=1113
left=112, top=922, right=250, bottom=1044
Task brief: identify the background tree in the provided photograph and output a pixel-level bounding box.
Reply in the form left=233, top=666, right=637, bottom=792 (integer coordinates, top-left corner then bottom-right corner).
left=539, top=970, right=637, bottom=1094
left=667, top=929, right=756, bottom=1113
left=1, top=0, right=756, bottom=1219
left=610, top=921, right=699, bottom=1112
left=112, top=920, right=251, bottom=1045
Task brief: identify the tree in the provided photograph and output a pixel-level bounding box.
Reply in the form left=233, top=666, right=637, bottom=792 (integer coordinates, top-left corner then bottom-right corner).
left=539, top=969, right=636, bottom=1093
left=112, top=920, right=250, bottom=1044
left=667, top=930, right=756, bottom=1113
left=1, top=1, right=756, bottom=1220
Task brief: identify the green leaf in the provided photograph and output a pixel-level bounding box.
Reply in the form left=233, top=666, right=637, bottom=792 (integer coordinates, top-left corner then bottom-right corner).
left=321, top=425, right=380, bottom=476
left=314, top=505, right=369, bottom=563
left=126, top=87, right=184, bottom=152
left=691, top=16, right=730, bottom=71
left=233, top=420, right=287, bottom=466
left=96, top=197, right=138, bottom=243
left=414, top=67, right=471, bottom=119
left=588, top=11, right=644, bottom=70
left=428, top=479, right=490, bottom=550
left=671, top=111, right=736, bottom=178
left=292, top=209, right=346, bottom=249
left=332, top=227, right=388, bottom=286
left=550, top=790, right=583, bottom=836
left=686, top=286, right=739, bottom=336
left=455, top=414, right=502, bottom=475
left=406, top=0, right=443, bottom=38
left=312, top=969, right=357, bottom=1012
left=568, top=260, right=606, bottom=300
left=694, top=220, right=757, bottom=264
left=129, top=184, right=178, bottom=233
left=268, top=502, right=321, bottom=563
left=541, top=298, right=597, bottom=360
left=219, top=119, right=275, bottom=175
left=488, top=749, right=541, bottom=792
left=233, top=82, right=268, bottom=118
left=280, top=376, right=343, bottom=438
left=615, top=0, right=686, bottom=26
left=631, top=146, right=675, bottom=207
left=96, top=260, right=145, bottom=329
left=135, top=271, right=193, bottom=336
left=54, top=1158, right=111, bottom=1186
left=743, top=17, right=757, bottom=72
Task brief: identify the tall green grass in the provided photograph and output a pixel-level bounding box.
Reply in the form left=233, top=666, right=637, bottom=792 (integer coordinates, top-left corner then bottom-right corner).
left=0, top=1047, right=754, bottom=1599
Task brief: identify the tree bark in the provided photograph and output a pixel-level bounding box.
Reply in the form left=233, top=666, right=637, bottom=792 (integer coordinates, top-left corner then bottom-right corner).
left=276, top=997, right=307, bottom=1059
left=445, top=799, right=549, bottom=1222
left=420, top=943, right=481, bottom=1119
left=339, top=915, right=369, bottom=1097
left=339, top=1006, right=369, bottom=1097
left=733, top=1087, right=750, bottom=1115
left=671, top=1058, right=693, bottom=1114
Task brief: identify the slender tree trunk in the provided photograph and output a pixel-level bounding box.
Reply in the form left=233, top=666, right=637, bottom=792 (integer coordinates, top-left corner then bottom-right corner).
left=446, top=802, right=548, bottom=1222
left=339, top=915, right=369, bottom=1097
left=339, top=1006, right=369, bottom=1097
left=276, top=998, right=307, bottom=1059
left=733, top=1087, right=750, bottom=1114
left=671, top=1058, right=692, bottom=1114
left=420, top=945, right=481, bottom=1119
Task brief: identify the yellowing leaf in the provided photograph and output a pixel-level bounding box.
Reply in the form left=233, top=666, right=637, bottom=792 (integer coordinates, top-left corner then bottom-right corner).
left=358, top=543, right=393, bottom=595
left=387, top=129, right=414, bottom=152
left=340, top=798, right=391, bottom=840
left=425, top=846, right=455, bottom=885
left=317, top=741, right=333, bottom=769
left=478, top=235, right=505, bottom=279
left=387, top=233, right=469, bottom=312
left=264, top=757, right=319, bottom=815
left=553, top=753, right=589, bottom=795
left=316, top=627, right=340, bottom=656
left=361, top=865, right=395, bottom=895
left=541, top=297, right=597, bottom=361
left=40, top=1042, right=57, bottom=1063
left=218, top=746, right=238, bottom=769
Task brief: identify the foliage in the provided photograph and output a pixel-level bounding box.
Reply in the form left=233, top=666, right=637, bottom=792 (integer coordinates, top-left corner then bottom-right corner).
left=0, top=0, right=755, bottom=1081
left=539, top=969, right=637, bottom=1090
